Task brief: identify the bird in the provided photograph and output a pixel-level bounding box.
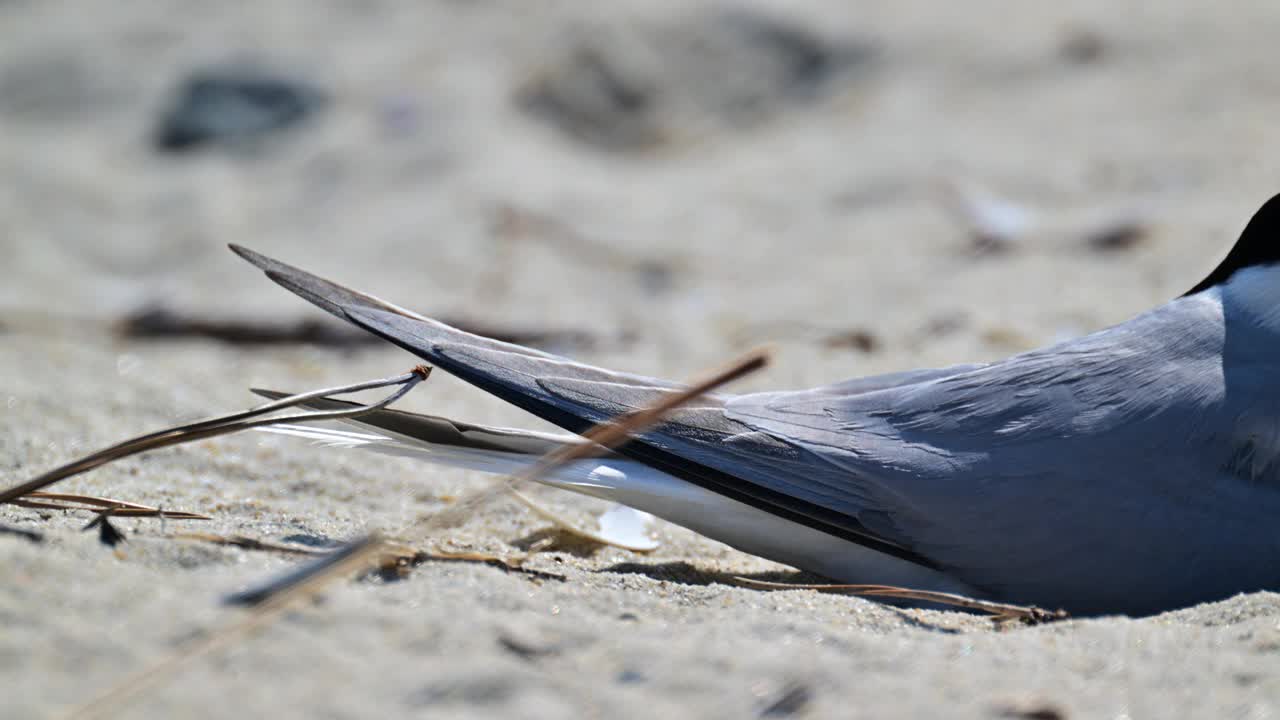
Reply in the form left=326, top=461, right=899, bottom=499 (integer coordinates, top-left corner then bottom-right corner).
left=230, top=193, right=1280, bottom=617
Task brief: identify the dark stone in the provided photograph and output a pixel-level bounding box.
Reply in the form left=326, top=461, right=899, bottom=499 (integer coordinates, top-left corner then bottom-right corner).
left=616, top=669, right=646, bottom=684
left=759, top=682, right=813, bottom=717
left=1059, top=27, right=1107, bottom=65
left=821, top=328, right=879, bottom=353
left=153, top=68, right=325, bottom=152
left=521, top=47, right=661, bottom=151
left=519, top=9, right=875, bottom=152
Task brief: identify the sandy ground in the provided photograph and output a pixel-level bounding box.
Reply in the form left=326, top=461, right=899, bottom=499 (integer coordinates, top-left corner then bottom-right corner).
left=5, top=1, right=1280, bottom=718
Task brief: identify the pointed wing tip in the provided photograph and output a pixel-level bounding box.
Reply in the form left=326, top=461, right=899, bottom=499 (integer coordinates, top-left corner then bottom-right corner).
left=228, top=243, right=269, bottom=268
left=227, top=243, right=374, bottom=323
left=228, top=244, right=305, bottom=287
left=227, top=243, right=301, bottom=291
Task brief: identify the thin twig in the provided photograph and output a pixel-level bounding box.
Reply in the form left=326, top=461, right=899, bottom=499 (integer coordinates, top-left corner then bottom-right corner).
left=732, top=577, right=1068, bottom=624
left=418, top=348, right=769, bottom=533
left=0, top=367, right=431, bottom=506
left=63, top=349, right=769, bottom=719
left=64, top=535, right=387, bottom=720
left=222, top=534, right=388, bottom=606
left=170, top=533, right=328, bottom=556
left=386, top=547, right=568, bottom=582
left=10, top=492, right=209, bottom=519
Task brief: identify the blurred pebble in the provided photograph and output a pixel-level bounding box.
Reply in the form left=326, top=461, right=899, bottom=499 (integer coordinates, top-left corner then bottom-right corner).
left=520, top=8, right=875, bottom=152
left=153, top=68, right=325, bottom=152
left=616, top=669, right=646, bottom=684
left=919, top=313, right=969, bottom=340
left=821, top=329, right=879, bottom=353
left=759, top=681, right=813, bottom=717
left=938, top=179, right=1149, bottom=256
left=1058, top=27, right=1107, bottom=65
left=497, top=631, right=561, bottom=661
left=522, top=46, right=657, bottom=151
left=994, top=696, right=1068, bottom=720
left=1085, top=219, right=1147, bottom=251
left=936, top=180, right=1036, bottom=256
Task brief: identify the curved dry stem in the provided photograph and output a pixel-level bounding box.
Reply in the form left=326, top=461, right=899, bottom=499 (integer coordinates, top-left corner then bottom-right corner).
left=0, top=367, right=431, bottom=506
left=732, top=576, right=1069, bottom=624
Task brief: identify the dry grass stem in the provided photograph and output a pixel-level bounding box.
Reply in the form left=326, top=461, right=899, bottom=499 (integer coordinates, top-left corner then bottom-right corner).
left=381, top=547, right=567, bottom=582
left=417, top=347, right=769, bottom=534
left=733, top=577, right=1068, bottom=624
left=170, top=533, right=328, bottom=556
left=63, top=348, right=769, bottom=719
left=10, top=492, right=209, bottom=520
left=65, top=535, right=388, bottom=720
left=0, top=367, right=430, bottom=506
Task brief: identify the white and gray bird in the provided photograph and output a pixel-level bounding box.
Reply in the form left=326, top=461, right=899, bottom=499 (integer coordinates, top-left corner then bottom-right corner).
left=231, top=194, right=1280, bottom=616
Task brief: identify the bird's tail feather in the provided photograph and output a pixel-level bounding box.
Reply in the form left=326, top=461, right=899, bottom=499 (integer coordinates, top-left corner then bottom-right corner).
left=250, top=391, right=983, bottom=594
left=249, top=389, right=761, bottom=547
left=250, top=389, right=619, bottom=497
left=256, top=419, right=621, bottom=494
left=253, top=393, right=671, bottom=551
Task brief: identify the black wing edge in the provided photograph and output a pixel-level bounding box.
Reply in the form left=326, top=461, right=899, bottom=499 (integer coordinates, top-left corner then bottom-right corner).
left=232, top=244, right=940, bottom=570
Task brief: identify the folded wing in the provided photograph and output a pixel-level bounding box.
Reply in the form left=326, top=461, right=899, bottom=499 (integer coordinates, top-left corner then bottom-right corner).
left=234, top=246, right=1277, bottom=613
left=232, top=245, right=938, bottom=567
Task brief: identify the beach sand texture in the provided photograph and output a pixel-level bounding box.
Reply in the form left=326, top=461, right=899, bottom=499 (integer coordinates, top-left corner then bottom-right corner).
left=4, top=2, right=1280, bottom=718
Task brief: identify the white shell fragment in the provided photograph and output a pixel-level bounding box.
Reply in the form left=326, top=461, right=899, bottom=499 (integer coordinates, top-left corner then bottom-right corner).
left=594, top=504, right=661, bottom=552
left=510, top=490, right=660, bottom=552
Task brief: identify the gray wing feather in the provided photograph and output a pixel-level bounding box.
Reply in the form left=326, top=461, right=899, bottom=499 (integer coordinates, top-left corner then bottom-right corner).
left=232, top=245, right=926, bottom=564
left=729, top=295, right=1280, bottom=613
left=348, top=309, right=923, bottom=559
left=744, top=363, right=989, bottom=408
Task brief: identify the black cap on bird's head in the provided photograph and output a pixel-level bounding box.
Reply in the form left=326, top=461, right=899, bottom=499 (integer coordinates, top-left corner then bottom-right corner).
left=1184, top=193, right=1280, bottom=296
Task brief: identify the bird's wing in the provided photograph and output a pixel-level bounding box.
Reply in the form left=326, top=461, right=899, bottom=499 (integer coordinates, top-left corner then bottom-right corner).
left=726, top=295, right=1276, bottom=612
left=739, top=363, right=989, bottom=409
left=541, top=296, right=1280, bottom=613
left=232, top=245, right=940, bottom=567
left=234, top=245, right=1267, bottom=612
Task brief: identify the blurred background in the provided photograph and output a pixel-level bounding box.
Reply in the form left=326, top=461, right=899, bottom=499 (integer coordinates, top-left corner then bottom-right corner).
left=4, top=1, right=1280, bottom=385
left=8, top=4, right=1280, bottom=717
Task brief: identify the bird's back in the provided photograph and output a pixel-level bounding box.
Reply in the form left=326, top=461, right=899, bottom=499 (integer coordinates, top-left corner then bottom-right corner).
left=729, top=291, right=1280, bottom=614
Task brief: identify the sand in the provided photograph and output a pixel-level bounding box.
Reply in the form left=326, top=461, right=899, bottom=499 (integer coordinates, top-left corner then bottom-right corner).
left=4, top=1, right=1280, bottom=718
